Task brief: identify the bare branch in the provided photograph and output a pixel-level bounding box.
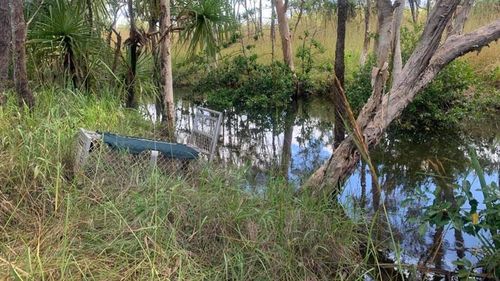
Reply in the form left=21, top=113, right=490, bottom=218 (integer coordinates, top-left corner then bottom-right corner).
left=435, top=20, right=500, bottom=67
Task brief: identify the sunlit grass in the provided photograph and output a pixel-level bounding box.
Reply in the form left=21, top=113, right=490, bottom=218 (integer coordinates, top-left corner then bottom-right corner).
left=170, top=7, right=500, bottom=75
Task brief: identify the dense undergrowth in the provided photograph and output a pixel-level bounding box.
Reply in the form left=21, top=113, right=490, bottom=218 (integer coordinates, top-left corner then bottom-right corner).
left=184, top=20, right=499, bottom=133
left=0, top=89, right=373, bottom=280
left=188, top=52, right=499, bottom=133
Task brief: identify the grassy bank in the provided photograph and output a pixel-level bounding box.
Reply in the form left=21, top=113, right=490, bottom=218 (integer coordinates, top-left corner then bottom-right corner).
left=0, top=89, right=370, bottom=280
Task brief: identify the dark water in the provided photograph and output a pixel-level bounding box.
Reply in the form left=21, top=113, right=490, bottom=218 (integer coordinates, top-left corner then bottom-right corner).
left=146, top=91, right=499, bottom=276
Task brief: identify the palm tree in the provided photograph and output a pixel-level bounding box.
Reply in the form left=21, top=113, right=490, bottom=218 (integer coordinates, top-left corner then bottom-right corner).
left=30, top=0, right=93, bottom=88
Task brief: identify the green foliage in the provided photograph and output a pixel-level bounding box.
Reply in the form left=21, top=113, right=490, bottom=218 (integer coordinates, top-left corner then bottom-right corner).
left=421, top=149, right=500, bottom=278
left=28, top=0, right=111, bottom=90
left=295, top=31, right=328, bottom=96
left=398, top=60, right=476, bottom=131
left=345, top=55, right=375, bottom=115
left=194, top=55, right=295, bottom=114
left=400, top=23, right=424, bottom=63
left=296, top=31, right=326, bottom=76
left=179, top=0, right=236, bottom=58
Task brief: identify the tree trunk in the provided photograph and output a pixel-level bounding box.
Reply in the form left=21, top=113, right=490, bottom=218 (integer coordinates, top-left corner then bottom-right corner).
left=111, top=28, right=121, bottom=73
left=391, top=0, right=405, bottom=85
left=374, top=0, right=394, bottom=64
left=271, top=0, right=276, bottom=61
left=333, top=0, right=348, bottom=147
left=447, top=0, right=474, bottom=37
left=149, top=19, right=164, bottom=122
left=280, top=101, right=297, bottom=179
left=293, top=0, right=306, bottom=36
left=0, top=0, right=11, bottom=96
left=275, top=0, right=294, bottom=71
left=160, top=0, right=175, bottom=140
left=126, top=0, right=138, bottom=108
left=303, top=1, right=500, bottom=196
left=365, top=0, right=394, bottom=131
left=408, top=0, right=418, bottom=23
left=258, top=0, right=262, bottom=36
left=360, top=0, right=371, bottom=66
left=11, top=0, right=35, bottom=109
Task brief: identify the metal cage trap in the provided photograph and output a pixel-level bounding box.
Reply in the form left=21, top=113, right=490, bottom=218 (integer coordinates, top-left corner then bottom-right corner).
left=74, top=107, right=223, bottom=186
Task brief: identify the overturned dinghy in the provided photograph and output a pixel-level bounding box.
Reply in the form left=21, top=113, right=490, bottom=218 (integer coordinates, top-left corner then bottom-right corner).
left=74, top=107, right=222, bottom=184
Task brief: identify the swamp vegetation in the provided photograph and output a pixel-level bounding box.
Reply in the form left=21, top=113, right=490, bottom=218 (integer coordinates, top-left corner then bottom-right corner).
left=0, top=0, right=500, bottom=280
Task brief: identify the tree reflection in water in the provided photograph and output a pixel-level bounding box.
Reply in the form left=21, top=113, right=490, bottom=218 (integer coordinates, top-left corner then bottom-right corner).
left=148, top=92, right=499, bottom=274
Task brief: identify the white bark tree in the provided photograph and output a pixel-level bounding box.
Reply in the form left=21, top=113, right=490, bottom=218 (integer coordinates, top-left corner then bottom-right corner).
left=275, top=0, right=294, bottom=71
left=359, top=0, right=371, bottom=66
left=391, top=0, right=405, bottom=84
left=159, top=0, right=175, bottom=139
left=304, top=0, right=500, bottom=196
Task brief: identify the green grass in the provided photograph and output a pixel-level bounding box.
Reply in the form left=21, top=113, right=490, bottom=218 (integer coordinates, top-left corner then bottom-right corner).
left=0, top=89, right=374, bottom=280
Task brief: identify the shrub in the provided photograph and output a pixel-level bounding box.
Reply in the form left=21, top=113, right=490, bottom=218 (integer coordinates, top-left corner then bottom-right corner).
left=397, top=60, right=476, bottom=131
left=345, top=56, right=375, bottom=115
left=194, top=55, right=295, bottom=114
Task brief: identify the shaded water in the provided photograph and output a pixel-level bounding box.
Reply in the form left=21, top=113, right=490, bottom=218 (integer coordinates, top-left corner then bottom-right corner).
left=147, top=91, right=499, bottom=275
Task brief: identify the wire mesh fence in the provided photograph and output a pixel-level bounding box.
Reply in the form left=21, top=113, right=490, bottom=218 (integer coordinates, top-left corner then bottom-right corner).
left=74, top=107, right=223, bottom=187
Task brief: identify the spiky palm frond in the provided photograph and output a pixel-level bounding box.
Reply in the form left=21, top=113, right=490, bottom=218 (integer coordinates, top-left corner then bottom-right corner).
left=29, top=0, right=90, bottom=60
left=179, top=0, right=236, bottom=58
left=29, top=0, right=109, bottom=89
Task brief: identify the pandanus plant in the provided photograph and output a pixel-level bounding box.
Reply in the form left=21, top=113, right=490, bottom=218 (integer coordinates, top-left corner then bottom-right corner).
left=29, top=0, right=94, bottom=88
left=177, top=0, right=236, bottom=58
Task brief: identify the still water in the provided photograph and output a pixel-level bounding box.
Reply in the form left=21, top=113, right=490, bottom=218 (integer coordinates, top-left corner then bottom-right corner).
left=146, top=92, right=499, bottom=276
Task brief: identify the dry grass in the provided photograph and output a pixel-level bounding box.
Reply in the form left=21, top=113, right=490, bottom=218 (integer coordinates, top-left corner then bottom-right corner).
left=111, top=7, right=498, bottom=77
left=169, top=7, right=500, bottom=75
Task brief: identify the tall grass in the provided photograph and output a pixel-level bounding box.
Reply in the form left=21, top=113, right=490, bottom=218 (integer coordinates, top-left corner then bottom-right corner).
left=0, top=89, right=374, bottom=280
left=169, top=6, right=499, bottom=77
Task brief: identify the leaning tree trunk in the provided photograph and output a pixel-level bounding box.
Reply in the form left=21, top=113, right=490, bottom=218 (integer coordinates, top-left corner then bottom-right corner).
left=333, top=0, right=348, bottom=147
left=363, top=0, right=394, bottom=130
left=0, top=0, right=11, bottom=96
left=125, top=0, right=138, bottom=108
left=359, top=0, right=371, bottom=66
left=304, top=0, right=500, bottom=196
left=275, top=0, right=294, bottom=71
left=11, top=0, right=35, bottom=109
left=160, top=0, right=175, bottom=140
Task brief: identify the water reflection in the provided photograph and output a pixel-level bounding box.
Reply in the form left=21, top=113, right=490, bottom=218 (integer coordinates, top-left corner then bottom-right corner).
left=146, top=91, right=499, bottom=275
